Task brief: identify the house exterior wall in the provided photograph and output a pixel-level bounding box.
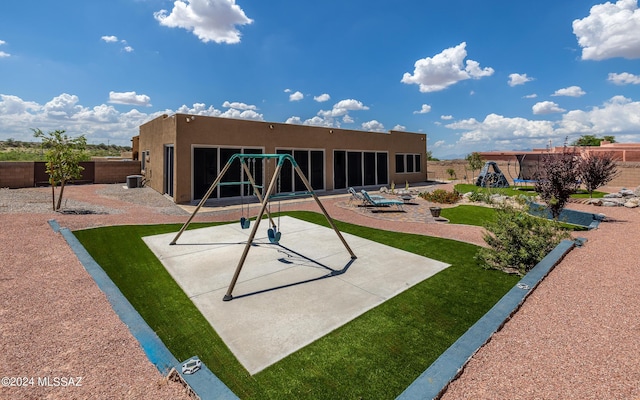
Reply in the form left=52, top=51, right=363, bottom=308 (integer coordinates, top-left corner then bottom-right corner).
left=137, top=114, right=427, bottom=203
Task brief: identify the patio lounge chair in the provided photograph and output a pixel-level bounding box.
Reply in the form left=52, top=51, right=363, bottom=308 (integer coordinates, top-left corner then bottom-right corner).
left=361, top=190, right=404, bottom=210
left=348, top=187, right=384, bottom=206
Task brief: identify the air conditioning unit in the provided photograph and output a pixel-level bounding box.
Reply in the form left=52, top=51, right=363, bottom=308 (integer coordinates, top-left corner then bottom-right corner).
left=127, top=175, right=143, bottom=189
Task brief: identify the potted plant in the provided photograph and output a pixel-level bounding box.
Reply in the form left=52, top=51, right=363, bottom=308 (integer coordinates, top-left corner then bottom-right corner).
left=429, top=206, right=441, bottom=218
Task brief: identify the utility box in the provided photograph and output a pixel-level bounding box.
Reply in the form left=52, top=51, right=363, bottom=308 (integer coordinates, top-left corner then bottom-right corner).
left=127, top=175, right=143, bottom=189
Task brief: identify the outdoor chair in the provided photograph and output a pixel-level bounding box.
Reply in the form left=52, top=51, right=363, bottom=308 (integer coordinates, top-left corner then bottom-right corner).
left=360, top=190, right=404, bottom=210
left=348, top=187, right=384, bottom=206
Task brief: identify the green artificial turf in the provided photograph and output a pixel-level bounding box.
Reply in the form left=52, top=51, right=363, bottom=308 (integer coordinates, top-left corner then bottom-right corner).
left=74, top=212, right=519, bottom=399
left=454, top=183, right=606, bottom=198
left=440, top=204, right=496, bottom=226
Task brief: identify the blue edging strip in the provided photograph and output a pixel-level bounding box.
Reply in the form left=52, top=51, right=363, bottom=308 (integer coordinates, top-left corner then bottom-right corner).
left=50, top=220, right=237, bottom=400
left=397, top=239, right=578, bottom=400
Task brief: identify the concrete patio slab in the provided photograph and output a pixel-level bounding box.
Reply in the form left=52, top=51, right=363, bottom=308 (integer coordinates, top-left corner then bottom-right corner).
left=143, top=216, right=449, bottom=374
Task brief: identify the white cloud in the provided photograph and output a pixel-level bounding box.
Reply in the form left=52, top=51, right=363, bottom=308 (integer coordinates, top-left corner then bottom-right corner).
left=0, top=40, right=10, bottom=57
left=285, top=116, right=302, bottom=124
left=401, top=42, right=494, bottom=92
left=508, top=73, right=534, bottom=87
left=318, top=99, right=369, bottom=118
left=393, top=124, right=406, bottom=131
left=314, top=93, right=330, bottom=102
left=361, top=120, right=385, bottom=132
left=284, top=88, right=291, bottom=93
left=0, top=94, right=40, bottom=115
left=413, top=104, right=432, bottom=114
left=0, top=93, right=265, bottom=144
left=109, top=91, right=151, bottom=106
left=289, top=91, right=304, bottom=101
left=446, top=114, right=557, bottom=148
left=102, top=36, right=134, bottom=52
left=532, top=101, right=566, bottom=114
left=154, top=0, right=253, bottom=44
left=552, top=86, right=586, bottom=97
left=442, top=95, right=640, bottom=152
left=608, top=72, right=640, bottom=84
left=440, top=115, right=453, bottom=120
left=523, top=93, right=538, bottom=99
left=573, top=0, right=640, bottom=60
left=222, top=101, right=257, bottom=110
left=557, top=95, right=640, bottom=135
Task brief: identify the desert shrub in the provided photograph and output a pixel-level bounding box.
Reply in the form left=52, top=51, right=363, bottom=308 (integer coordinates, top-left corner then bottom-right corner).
left=476, top=203, right=571, bottom=276
left=420, top=189, right=461, bottom=204
left=467, top=189, right=492, bottom=204
left=534, top=148, right=581, bottom=219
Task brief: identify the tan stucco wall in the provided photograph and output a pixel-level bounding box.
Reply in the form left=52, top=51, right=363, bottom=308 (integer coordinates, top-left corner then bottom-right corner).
left=139, top=114, right=427, bottom=203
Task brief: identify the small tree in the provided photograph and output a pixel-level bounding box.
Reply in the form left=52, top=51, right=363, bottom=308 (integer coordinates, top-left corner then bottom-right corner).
left=446, top=168, right=456, bottom=180
left=534, top=147, right=581, bottom=219
left=33, top=129, right=88, bottom=211
left=465, top=152, right=484, bottom=182
left=578, top=152, right=619, bottom=197
left=571, top=134, right=616, bottom=146
left=477, top=203, right=571, bottom=276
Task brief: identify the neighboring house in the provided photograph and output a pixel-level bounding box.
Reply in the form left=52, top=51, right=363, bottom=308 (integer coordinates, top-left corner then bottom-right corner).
left=134, top=114, right=427, bottom=204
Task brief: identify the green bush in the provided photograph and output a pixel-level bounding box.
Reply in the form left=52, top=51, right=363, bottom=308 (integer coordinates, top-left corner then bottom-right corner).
left=467, top=189, right=492, bottom=204
left=476, top=204, right=571, bottom=276
left=420, top=189, right=461, bottom=204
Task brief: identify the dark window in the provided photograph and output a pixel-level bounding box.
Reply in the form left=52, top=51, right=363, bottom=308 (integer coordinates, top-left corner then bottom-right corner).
left=377, top=153, right=388, bottom=184
left=310, top=151, right=324, bottom=190
left=363, top=152, right=376, bottom=186
left=334, top=151, right=346, bottom=189
left=406, top=154, right=415, bottom=173
left=415, top=154, right=421, bottom=172
left=193, top=147, right=218, bottom=200
left=276, top=149, right=293, bottom=193
left=395, top=154, right=405, bottom=173
left=294, top=150, right=309, bottom=192
left=347, top=152, right=362, bottom=187
left=220, top=148, right=241, bottom=197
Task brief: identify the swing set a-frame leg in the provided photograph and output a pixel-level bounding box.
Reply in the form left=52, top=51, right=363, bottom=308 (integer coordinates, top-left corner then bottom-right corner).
left=223, top=164, right=283, bottom=301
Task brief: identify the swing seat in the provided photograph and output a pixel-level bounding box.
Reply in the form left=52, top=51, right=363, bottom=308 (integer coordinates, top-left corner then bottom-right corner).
left=267, top=228, right=281, bottom=244
left=240, top=217, right=250, bottom=229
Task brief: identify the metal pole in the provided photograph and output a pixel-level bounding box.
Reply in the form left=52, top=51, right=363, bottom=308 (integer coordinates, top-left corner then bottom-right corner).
left=241, top=159, right=276, bottom=228
left=293, top=165, right=357, bottom=260
left=223, top=164, right=283, bottom=301
left=170, top=159, right=234, bottom=245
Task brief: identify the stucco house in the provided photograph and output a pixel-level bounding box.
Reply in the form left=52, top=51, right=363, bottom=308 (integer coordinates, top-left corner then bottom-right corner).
left=134, top=114, right=427, bottom=204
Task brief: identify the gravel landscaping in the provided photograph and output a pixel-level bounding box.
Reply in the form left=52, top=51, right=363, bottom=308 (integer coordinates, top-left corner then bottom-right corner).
left=1, top=182, right=638, bottom=399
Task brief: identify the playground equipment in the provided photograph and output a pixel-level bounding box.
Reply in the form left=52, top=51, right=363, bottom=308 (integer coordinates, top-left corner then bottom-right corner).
left=475, top=161, right=510, bottom=188
left=170, top=153, right=357, bottom=301
left=507, top=154, right=542, bottom=187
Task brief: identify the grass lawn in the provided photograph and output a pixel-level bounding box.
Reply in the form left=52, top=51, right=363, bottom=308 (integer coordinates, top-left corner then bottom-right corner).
left=73, top=212, right=519, bottom=399
left=454, top=183, right=606, bottom=198
left=442, top=204, right=588, bottom=231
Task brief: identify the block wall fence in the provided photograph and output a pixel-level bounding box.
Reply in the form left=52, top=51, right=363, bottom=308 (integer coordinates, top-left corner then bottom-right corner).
left=0, top=161, right=141, bottom=189
left=427, top=160, right=640, bottom=188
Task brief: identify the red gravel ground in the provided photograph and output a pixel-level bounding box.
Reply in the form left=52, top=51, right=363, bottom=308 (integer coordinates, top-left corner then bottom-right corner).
left=1, top=183, right=638, bottom=399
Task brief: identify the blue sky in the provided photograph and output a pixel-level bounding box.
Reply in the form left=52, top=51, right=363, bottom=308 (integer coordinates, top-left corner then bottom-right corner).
left=1, top=0, right=639, bottom=158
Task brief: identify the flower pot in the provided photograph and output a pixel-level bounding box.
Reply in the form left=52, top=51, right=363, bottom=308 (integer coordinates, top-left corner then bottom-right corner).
left=429, top=207, right=441, bottom=218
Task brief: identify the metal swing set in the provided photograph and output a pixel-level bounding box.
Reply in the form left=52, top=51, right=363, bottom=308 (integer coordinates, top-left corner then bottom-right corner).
left=170, top=153, right=357, bottom=301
